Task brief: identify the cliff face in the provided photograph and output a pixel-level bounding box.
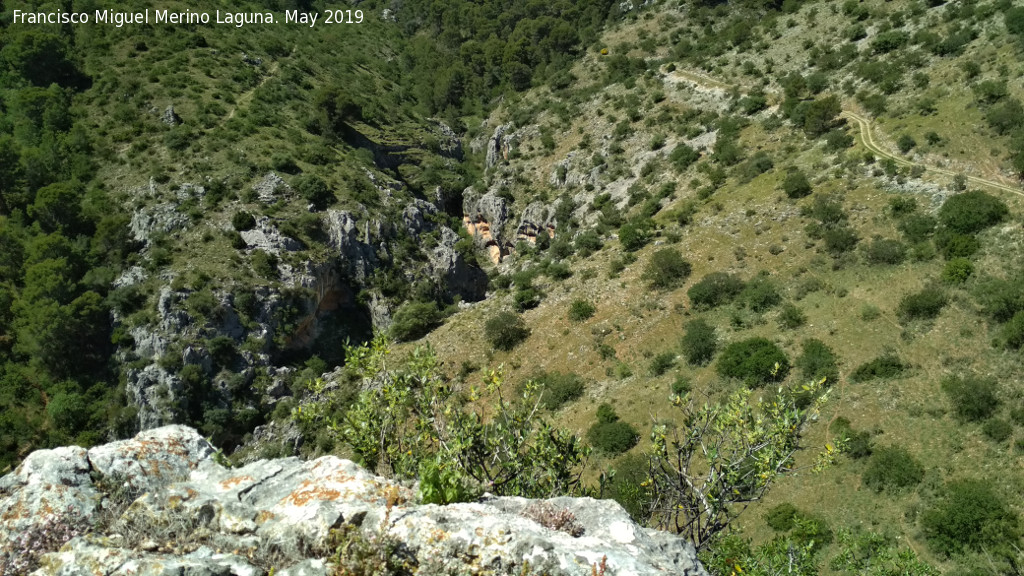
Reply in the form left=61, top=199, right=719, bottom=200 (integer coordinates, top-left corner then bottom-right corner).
left=0, top=427, right=708, bottom=576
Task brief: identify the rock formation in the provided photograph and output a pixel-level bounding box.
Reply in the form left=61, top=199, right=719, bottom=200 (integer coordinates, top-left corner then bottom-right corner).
left=462, top=188, right=509, bottom=263
left=0, top=426, right=709, bottom=576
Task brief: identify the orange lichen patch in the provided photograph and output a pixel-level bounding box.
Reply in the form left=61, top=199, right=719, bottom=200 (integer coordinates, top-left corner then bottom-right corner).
left=219, top=475, right=255, bottom=490
left=281, top=479, right=344, bottom=507
left=428, top=528, right=450, bottom=544
left=256, top=510, right=277, bottom=524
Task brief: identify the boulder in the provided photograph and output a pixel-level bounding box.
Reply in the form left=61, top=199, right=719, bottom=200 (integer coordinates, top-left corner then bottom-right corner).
left=161, top=105, right=181, bottom=126
left=253, top=172, right=290, bottom=204
left=240, top=217, right=305, bottom=254
left=1, top=426, right=708, bottom=576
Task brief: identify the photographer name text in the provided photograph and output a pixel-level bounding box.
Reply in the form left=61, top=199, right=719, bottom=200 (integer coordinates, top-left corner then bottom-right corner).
left=11, top=9, right=364, bottom=28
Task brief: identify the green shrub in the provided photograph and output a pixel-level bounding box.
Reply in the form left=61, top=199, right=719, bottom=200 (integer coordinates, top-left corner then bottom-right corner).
left=777, top=303, right=807, bottom=330
left=863, top=238, right=907, bottom=265
left=681, top=318, right=717, bottom=366
left=939, top=190, right=1008, bottom=234
left=643, top=247, right=691, bottom=290
left=782, top=168, right=812, bottom=198
left=671, top=375, right=692, bottom=396
left=922, top=479, right=1019, bottom=556
left=935, top=230, right=980, bottom=260
left=898, top=213, right=936, bottom=243
left=796, top=339, right=839, bottom=384
left=983, top=418, right=1013, bottom=443
left=232, top=211, right=256, bottom=232
left=897, top=286, right=947, bottom=321
left=390, top=301, right=443, bottom=342
left=740, top=275, right=781, bottom=312
left=619, top=220, right=651, bottom=252
left=250, top=250, right=277, bottom=278
left=888, top=197, right=918, bottom=217
left=765, top=503, right=799, bottom=531
left=533, top=372, right=585, bottom=411
left=896, top=134, right=916, bottom=154
left=295, top=175, right=334, bottom=210
left=1002, top=311, right=1024, bottom=350
left=830, top=417, right=872, bottom=459
left=574, top=230, right=602, bottom=256
left=207, top=336, right=237, bottom=368
left=568, top=299, right=596, bottom=322
left=587, top=404, right=639, bottom=455
left=545, top=262, right=573, bottom=280
left=513, top=288, right=541, bottom=311
left=942, top=258, right=973, bottom=284
left=688, top=272, right=746, bottom=309
left=484, top=311, right=530, bottom=350
left=650, top=352, right=676, bottom=376
left=941, top=374, right=999, bottom=422
left=716, top=337, right=790, bottom=388
left=862, top=446, right=925, bottom=492
left=850, top=352, right=908, bottom=382
left=604, top=453, right=651, bottom=522
left=739, top=151, right=774, bottom=181
left=823, top=226, right=859, bottom=254
left=670, top=143, right=700, bottom=171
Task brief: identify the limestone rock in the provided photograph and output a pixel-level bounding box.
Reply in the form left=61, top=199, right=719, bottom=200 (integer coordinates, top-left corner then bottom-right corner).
left=161, top=105, right=181, bottom=126
left=401, top=198, right=439, bottom=237
left=485, top=123, right=514, bottom=169
left=323, top=209, right=377, bottom=283
left=428, top=226, right=488, bottom=302
left=240, top=217, right=305, bottom=254
left=253, top=172, right=290, bottom=204
left=432, top=119, right=464, bottom=160
left=129, top=202, right=190, bottom=244
left=462, top=188, right=509, bottom=262
left=2, top=426, right=708, bottom=576
left=517, top=201, right=558, bottom=243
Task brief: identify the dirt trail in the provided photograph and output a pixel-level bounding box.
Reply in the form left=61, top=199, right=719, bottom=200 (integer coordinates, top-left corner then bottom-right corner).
left=225, top=61, right=281, bottom=122
left=841, top=110, right=1024, bottom=199
left=665, top=66, right=1024, bottom=199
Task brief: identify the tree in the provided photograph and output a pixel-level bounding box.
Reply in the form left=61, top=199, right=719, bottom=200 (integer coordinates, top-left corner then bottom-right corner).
left=681, top=318, right=717, bottom=366
left=803, top=95, right=840, bottom=137
left=297, top=337, right=591, bottom=498
left=782, top=168, right=812, bottom=198
left=922, top=480, right=1019, bottom=556
left=390, top=301, right=443, bottom=342
left=484, top=311, right=530, bottom=350
left=716, top=337, right=790, bottom=387
left=643, top=248, right=691, bottom=290
left=1007, top=7, right=1024, bottom=36
left=295, top=175, right=334, bottom=210
left=646, top=380, right=827, bottom=549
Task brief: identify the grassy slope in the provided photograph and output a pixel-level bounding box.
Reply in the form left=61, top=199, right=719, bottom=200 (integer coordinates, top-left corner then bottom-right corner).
left=398, top=1, right=1024, bottom=571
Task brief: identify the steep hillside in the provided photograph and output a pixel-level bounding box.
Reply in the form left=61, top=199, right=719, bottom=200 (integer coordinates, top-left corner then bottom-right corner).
left=4, top=0, right=1024, bottom=574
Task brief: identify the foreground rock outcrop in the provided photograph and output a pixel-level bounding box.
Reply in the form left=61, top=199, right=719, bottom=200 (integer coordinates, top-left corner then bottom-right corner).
left=0, top=426, right=708, bottom=576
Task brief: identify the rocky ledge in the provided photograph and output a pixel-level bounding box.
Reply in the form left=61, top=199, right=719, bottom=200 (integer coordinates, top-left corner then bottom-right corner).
left=0, top=426, right=707, bottom=576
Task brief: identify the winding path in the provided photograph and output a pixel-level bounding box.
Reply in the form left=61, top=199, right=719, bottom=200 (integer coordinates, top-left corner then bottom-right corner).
left=841, top=110, right=1024, bottom=199
left=666, top=66, right=1024, bottom=199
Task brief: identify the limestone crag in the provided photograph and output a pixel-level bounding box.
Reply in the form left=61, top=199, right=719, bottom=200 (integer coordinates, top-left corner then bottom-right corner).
left=462, top=188, right=510, bottom=262
left=0, top=426, right=708, bottom=576
left=516, top=201, right=558, bottom=244
left=484, top=123, right=514, bottom=170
